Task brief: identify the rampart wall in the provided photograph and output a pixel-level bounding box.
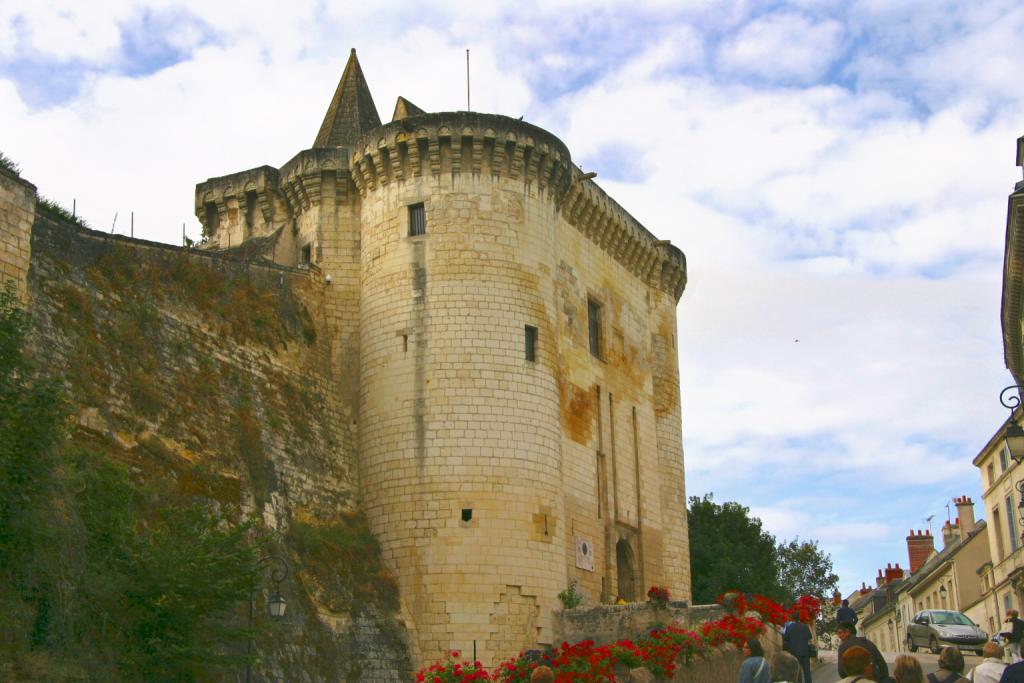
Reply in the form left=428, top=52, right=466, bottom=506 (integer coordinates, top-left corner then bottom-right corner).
left=23, top=213, right=411, bottom=680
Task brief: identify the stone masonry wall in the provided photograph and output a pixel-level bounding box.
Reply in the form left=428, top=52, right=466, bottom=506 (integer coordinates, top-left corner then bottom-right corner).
left=351, top=111, right=690, bottom=669
left=358, top=170, right=566, bottom=667
left=0, top=166, right=36, bottom=301
left=26, top=216, right=411, bottom=681
left=555, top=603, right=783, bottom=683
left=553, top=213, right=691, bottom=606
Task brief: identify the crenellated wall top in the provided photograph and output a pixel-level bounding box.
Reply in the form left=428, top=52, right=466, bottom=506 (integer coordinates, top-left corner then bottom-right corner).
left=350, top=112, right=686, bottom=300
left=195, top=165, right=279, bottom=213
left=350, top=112, right=573, bottom=199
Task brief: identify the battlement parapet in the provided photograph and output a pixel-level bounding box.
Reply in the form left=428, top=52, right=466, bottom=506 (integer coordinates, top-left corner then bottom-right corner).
left=278, top=147, right=349, bottom=214
left=195, top=165, right=281, bottom=246
left=195, top=149, right=353, bottom=249
left=561, top=169, right=687, bottom=300
left=350, top=112, right=573, bottom=197
left=351, top=112, right=685, bottom=300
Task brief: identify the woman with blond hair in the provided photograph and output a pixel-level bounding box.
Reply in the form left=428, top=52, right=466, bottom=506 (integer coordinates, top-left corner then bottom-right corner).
left=892, top=654, right=924, bottom=683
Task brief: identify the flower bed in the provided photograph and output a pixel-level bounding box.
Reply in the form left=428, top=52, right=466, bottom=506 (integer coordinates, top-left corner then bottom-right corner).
left=415, top=592, right=819, bottom=682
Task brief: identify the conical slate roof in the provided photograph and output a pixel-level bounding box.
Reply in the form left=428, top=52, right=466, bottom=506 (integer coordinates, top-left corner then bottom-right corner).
left=391, top=96, right=426, bottom=122
left=313, top=49, right=381, bottom=148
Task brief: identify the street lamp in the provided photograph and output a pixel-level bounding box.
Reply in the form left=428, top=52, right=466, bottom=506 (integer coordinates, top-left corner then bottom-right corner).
left=1003, top=387, right=1024, bottom=545
left=246, top=553, right=290, bottom=683
left=939, top=585, right=947, bottom=599
left=999, top=386, right=1024, bottom=463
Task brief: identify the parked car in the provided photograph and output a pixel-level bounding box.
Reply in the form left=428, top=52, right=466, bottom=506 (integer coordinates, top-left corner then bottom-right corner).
left=906, top=609, right=988, bottom=655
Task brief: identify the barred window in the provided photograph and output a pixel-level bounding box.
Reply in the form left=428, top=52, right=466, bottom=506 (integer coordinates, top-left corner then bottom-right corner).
left=409, top=203, right=426, bottom=236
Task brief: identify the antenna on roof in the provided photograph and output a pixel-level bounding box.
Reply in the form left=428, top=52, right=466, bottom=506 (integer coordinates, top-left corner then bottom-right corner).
left=923, top=514, right=935, bottom=536
left=465, top=49, right=471, bottom=111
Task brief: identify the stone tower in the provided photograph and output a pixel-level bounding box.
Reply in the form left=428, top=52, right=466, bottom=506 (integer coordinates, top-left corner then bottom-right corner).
left=195, top=50, right=691, bottom=666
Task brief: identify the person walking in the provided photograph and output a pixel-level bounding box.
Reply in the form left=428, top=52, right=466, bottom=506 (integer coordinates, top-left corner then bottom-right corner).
left=925, top=647, right=969, bottom=683
left=837, top=622, right=890, bottom=682
left=783, top=615, right=815, bottom=683
left=893, top=654, right=924, bottom=683
left=739, top=638, right=772, bottom=683
left=771, top=651, right=803, bottom=683
left=1000, top=660, right=1024, bottom=682
left=968, top=642, right=1007, bottom=683
left=839, top=645, right=875, bottom=683
left=1005, top=610, right=1024, bottom=664
left=838, top=599, right=859, bottom=631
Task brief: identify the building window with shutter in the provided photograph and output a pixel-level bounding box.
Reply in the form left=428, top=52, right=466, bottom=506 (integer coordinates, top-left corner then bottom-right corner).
left=409, top=203, right=426, bottom=236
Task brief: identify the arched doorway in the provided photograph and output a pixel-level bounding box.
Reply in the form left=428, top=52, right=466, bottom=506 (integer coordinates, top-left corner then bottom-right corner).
left=616, top=539, right=636, bottom=602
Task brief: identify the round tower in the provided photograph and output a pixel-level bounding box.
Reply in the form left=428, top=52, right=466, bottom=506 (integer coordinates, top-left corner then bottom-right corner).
left=353, top=113, right=573, bottom=665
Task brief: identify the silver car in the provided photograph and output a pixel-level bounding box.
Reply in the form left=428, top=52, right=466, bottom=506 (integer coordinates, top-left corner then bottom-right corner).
left=906, top=609, right=988, bottom=655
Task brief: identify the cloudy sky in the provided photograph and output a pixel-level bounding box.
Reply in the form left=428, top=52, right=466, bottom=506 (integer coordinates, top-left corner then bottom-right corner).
left=2, top=1, right=1023, bottom=597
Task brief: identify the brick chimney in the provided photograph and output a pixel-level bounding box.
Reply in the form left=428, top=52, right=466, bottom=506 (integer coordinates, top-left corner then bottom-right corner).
left=876, top=569, right=885, bottom=587
left=907, top=529, right=935, bottom=573
left=955, top=496, right=976, bottom=535
left=884, top=562, right=905, bottom=583
left=860, top=582, right=871, bottom=595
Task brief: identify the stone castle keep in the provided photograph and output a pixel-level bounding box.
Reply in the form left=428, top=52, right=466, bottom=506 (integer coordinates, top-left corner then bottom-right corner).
left=2, top=50, right=690, bottom=671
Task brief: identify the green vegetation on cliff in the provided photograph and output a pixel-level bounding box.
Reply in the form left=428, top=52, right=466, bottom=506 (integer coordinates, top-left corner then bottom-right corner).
left=15, top=218, right=410, bottom=680
left=0, top=283, right=263, bottom=682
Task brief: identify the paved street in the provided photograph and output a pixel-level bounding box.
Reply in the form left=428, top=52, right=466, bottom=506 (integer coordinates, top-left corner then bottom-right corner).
left=812, top=650, right=985, bottom=683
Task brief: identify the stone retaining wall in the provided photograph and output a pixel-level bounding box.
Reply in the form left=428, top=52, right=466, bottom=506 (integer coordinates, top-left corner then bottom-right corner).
left=554, top=602, right=784, bottom=683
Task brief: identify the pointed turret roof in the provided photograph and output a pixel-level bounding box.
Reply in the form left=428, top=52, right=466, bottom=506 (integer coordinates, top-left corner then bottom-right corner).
left=313, top=49, right=381, bottom=148
left=392, top=96, right=426, bottom=122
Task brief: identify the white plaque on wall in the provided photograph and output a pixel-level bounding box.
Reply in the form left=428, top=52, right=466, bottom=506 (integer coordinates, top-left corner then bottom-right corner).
left=575, top=537, right=595, bottom=571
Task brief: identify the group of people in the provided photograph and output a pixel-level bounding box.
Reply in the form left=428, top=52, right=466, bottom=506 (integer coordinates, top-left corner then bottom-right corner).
left=736, top=612, right=816, bottom=683
left=736, top=606, right=1024, bottom=683
left=836, top=642, right=1013, bottom=682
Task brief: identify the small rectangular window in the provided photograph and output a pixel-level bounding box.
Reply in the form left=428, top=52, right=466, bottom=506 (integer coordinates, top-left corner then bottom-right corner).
left=587, top=298, right=602, bottom=358
left=301, top=243, right=312, bottom=264
left=1002, top=446, right=1010, bottom=473
left=525, top=325, right=538, bottom=361
left=409, top=203, right=426, bottom=236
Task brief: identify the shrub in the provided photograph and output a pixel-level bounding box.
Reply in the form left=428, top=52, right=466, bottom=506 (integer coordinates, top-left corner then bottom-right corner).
left=557, top=579, right=583, bottom=609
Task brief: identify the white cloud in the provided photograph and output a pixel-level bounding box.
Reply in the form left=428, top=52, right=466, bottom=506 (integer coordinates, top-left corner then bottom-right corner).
left=716, top=12, right=846, bottom=83
left=0, top=0, right=130, bottom=61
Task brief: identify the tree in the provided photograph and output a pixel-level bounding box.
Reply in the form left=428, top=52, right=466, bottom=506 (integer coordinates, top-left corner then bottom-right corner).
left=688, top=493, right=784, bottom=604
left=776, top=538, right=839, bottom=605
